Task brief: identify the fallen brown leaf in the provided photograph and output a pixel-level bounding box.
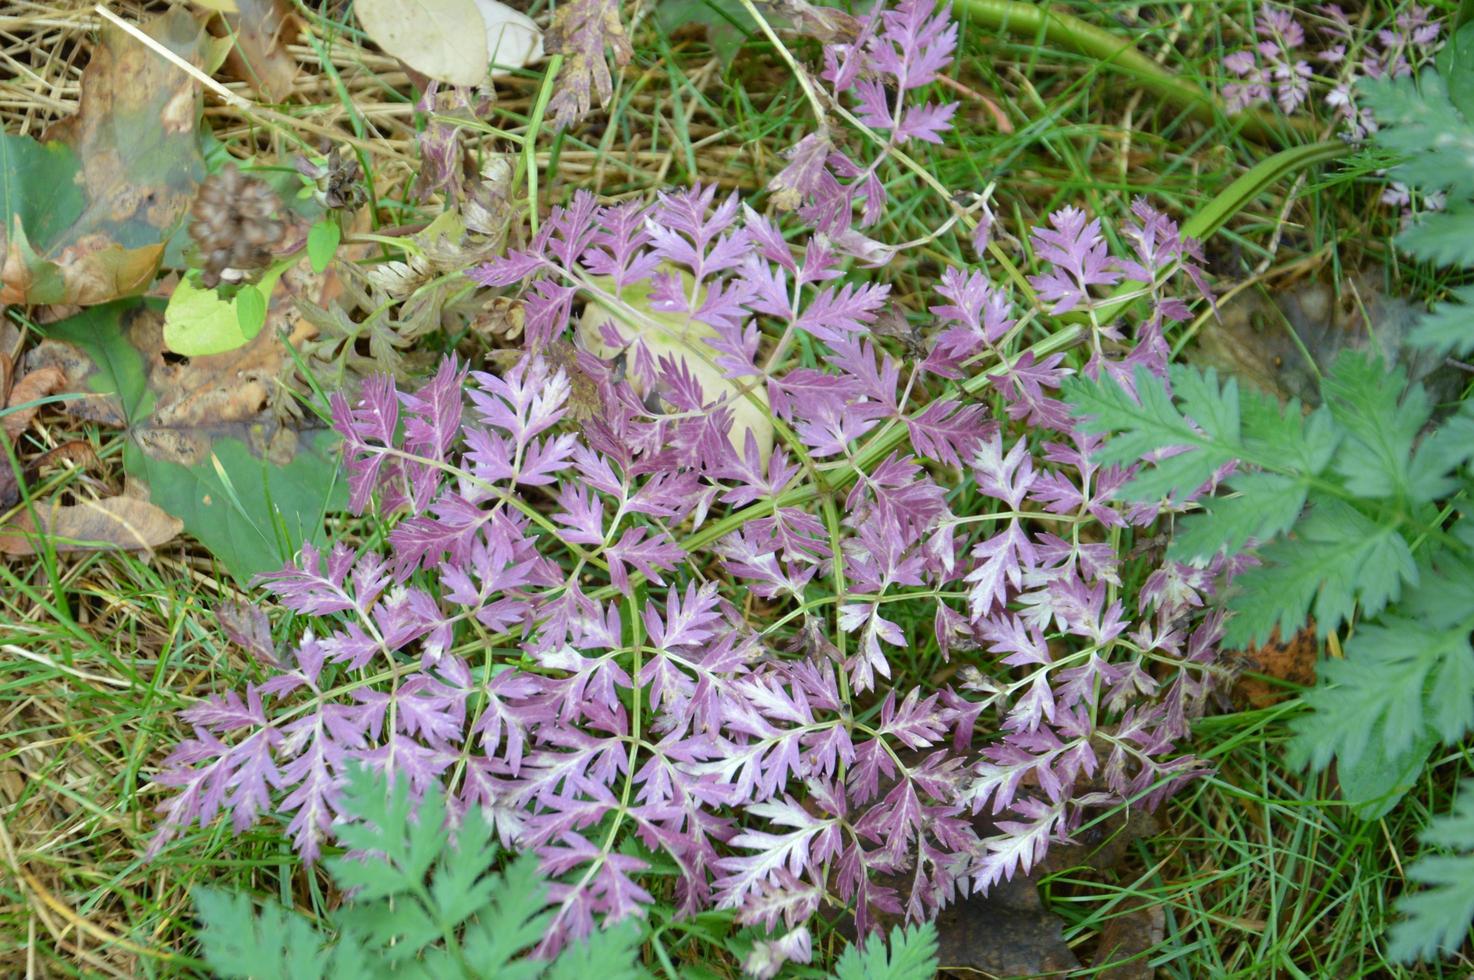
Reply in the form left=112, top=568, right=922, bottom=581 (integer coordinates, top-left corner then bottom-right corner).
left=1231, top=625, right=1319, bottom=710
left=218, top=0, right=302, bottom=102
left=0, top=495, right=181, bottom=555
left=4, top=365, right=67, bottom=440
left=1092, top=898, right=1165, bottom=980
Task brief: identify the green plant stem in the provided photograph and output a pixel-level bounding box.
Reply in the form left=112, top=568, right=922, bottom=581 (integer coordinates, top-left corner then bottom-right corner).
left=1089, top=140, right=1346, bottom=327
left=952, top=0, right=1319, bottom=145
left=522, top=54, right=565, bottom=235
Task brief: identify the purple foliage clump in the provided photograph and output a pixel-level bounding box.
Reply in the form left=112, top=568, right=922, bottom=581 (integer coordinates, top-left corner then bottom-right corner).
left=1220, top=4, right=1443, bottom=138
left=152, top=0, right=1231, bottom=956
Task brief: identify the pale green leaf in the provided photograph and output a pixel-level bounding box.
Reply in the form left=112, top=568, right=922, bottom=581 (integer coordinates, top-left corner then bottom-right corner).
left=1389, top=779, right=1474, bottom=961
left=306, top=219, right=340, bottom=274
left=833, top=922, right=938, bottom=980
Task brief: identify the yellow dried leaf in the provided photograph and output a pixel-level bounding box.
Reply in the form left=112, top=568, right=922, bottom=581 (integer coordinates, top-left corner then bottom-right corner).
left=575, top=268, right=774, bottom=462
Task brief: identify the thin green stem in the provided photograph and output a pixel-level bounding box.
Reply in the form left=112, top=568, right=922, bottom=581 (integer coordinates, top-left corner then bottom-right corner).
left=951, top=0, right=1319, bottom=145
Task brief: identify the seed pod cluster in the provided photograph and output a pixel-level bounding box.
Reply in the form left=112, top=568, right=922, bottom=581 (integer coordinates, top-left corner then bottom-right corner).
left=188, top=164, right=285, bottom=288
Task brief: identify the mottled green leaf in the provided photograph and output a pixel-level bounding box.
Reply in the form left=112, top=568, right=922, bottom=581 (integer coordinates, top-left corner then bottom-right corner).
left=34, top=300, right=344, bottom=580
left=0, top=11, right=205, bottom=306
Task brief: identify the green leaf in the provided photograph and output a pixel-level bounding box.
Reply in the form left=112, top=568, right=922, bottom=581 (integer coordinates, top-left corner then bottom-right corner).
left=193, top=886, right=333, bottom=980
left=459, top=854, right=553, bottom=980
left=1321, top=351, right=1427, bottom=501
left=306, top=219, right=341, bottom=274
left=1407, top=399, right=1474, bottom=502
left=1063, top=364, right=1238, bottom=501
left=543, top=921, right=650, bottom=980
left=1411, top=284, right=1474, bottom=356
left=236, top=283, right=269, bottom=338
left=164, top=262, right=288, bottom=357
left=1389, top=779, right=1474, bottom=962
left=40, top=301, right=345, bottom=580
left=1224, top=498, right=1417, bottom=648
left=1437, top=21, right=1474, bottom=119
left=1362, top=71, right=1474, bottom=200
left=330, top=766, right=446, bottom=903
left=1335, top=728, right=1436, bottom=820
left=1396, top=205, right=1474, bottom=267
left=1169, top=471, right=1306, bottom=560
left=833, top=922, right=939, bottom=980
left=1290, top=616, right=1473, bottom=773
left=193, top=766, right=651, bottom=978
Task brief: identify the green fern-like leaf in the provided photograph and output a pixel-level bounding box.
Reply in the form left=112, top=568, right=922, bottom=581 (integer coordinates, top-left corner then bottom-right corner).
left=1389, top=779, right=1474, bottom=961
left=1223, top=497, right=1417, bottom=648
left=542, top=921, right=647, bottom=980
left=1360, top=66, right=1474, bottom=356
left=1359, top=70, right=1474, bottom=200
left=192, top=766, right=649, bottom=980
left=193, top=886, right=334, bottom=980
left=1410, top=284, right=1474, bottom=356
left=1289, top=617, right=1474, bottom=772
left=832, top=922, right=938, bottom=980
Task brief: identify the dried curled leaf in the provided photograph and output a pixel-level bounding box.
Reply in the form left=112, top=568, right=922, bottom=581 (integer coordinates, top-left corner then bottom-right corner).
left=0, top=495, right=181, bottom=555
left=3, top=365, right=67, bottom=440
left=544, top=0, right=632, bottom=128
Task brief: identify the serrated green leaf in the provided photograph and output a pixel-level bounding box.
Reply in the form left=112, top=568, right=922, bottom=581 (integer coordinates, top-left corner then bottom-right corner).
left=1321, top=351, right=1426, bottom=501
left=329, top=767, right=445, bottom=902
left=194, top=886, right=333, bottom=980
left=833, top=922, right=938, bottom=980
left=1241, top=394, right=1340, bottom=476
left=1290, top=616, right=1472, bottom=774
left=1334, top=727, right=1435, bottom=820
left=458, top=853, right=550, bottom=978
left=1397, top=206, right=1474, bottom=267
left=1169, top=471, right=1307, bottom=560
left=543, top=921, right=650, bottom=980
left=1411, top=284, right=1474, bottom=356
left=1389, top=779, right=1474, bottom=962
left=1402, top=541, right=1474, bottom=629
left=1063, top=365, right=1237, bottom=501
left=1407, top=398, right=1474, bottom=502
left=1362, top=70, right=1474, bottom=199
left=193, top=767, right=649, bottom=978
left=429, top=804, right=503, bottom=930
left=1224, top=499, right=1417, bottom=647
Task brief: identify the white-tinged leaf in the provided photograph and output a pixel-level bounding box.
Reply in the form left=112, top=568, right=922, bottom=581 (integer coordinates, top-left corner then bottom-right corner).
left=355, top=0, right=490, bottom=86
left=575, top=268, right=775, bottom=462
left=471, top=0, right=544, bottom=74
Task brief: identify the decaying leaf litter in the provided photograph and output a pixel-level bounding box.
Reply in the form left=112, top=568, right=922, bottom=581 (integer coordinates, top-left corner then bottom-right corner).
left=0, top=0, right=1462, bottom=977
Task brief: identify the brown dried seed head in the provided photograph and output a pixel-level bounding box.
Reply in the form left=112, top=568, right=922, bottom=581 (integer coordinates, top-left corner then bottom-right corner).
left=189, top=164, right=287, bottom=288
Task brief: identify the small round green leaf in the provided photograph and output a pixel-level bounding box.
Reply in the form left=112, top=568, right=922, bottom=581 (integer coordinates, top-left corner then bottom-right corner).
left=235, top=285, right=268, bottom=339
left=307, top=220, right=341, bottom=274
